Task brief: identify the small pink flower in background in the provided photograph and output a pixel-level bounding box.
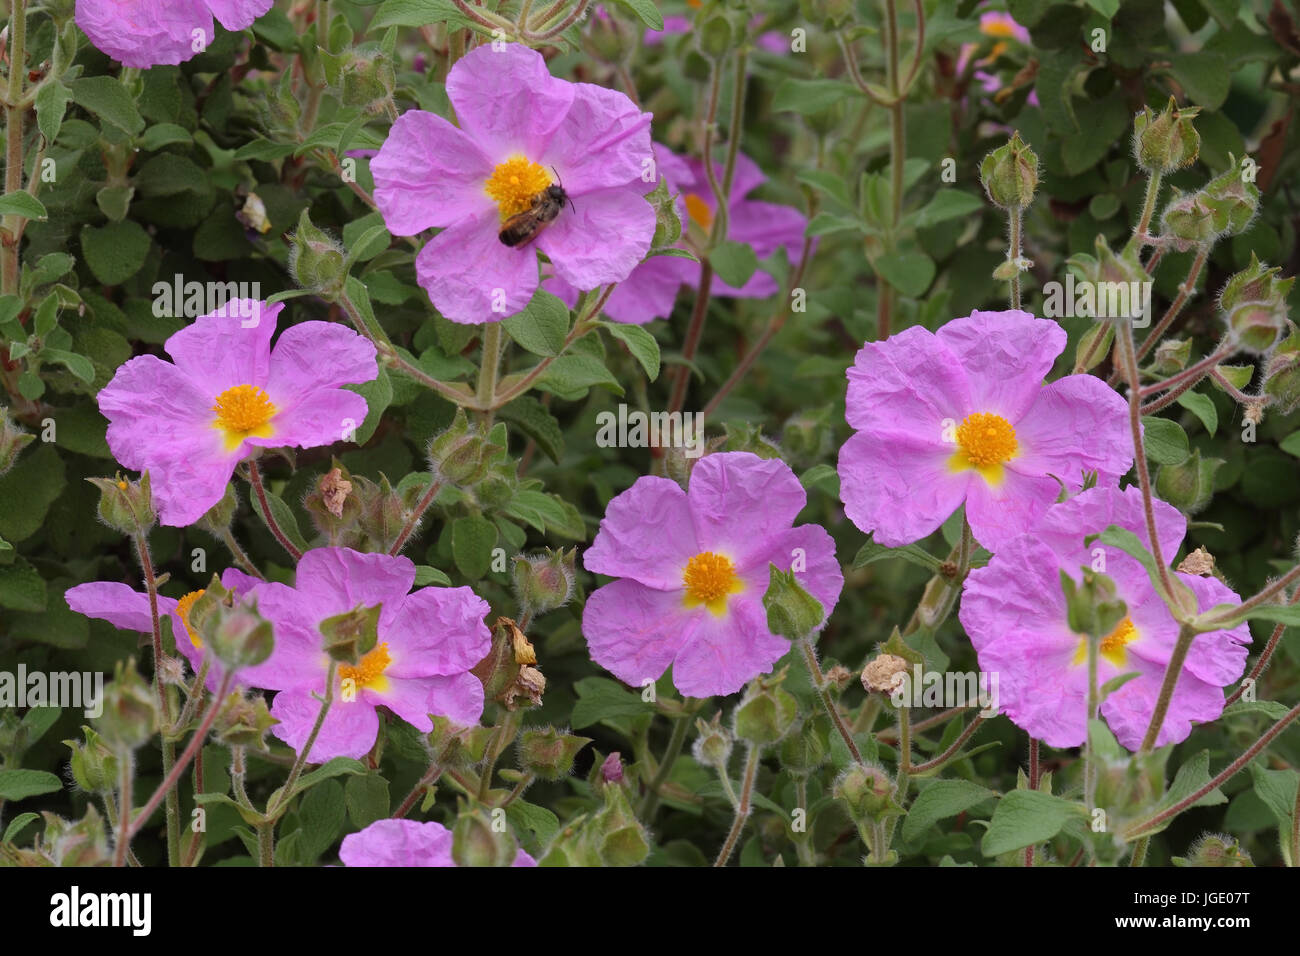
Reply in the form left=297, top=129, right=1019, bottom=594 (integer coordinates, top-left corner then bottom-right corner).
left=837, top=310, right=1131, bottom=552
left=253, top=548, right=490, bottom=762
left=545, top=146, right=807, bottom=323
left=643, top=12, right=786, bottom=54
left=956, top=9, right=1038, bottom=104
left=75, top=0, right=272, bottom=68
left=582, top=452, right=843, bottom=698
left=65, top=568, right=264, bottom=689
left=959, top=485, right=1251, bottom=750
left=370, top=43, right=655, bottom=324
left=97, top=300, right=377, bottom=527
left=340, top=819, right=536, bottom=867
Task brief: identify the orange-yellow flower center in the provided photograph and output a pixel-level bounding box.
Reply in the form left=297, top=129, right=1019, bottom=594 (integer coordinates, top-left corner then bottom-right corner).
left=955, top=411, right=1018, bottom=467
left=212, top=384, right=277, bottom=449
left=682, top=551, right=743, bottom=615
left=175, top=589, right=205, bottom=649
left=339, top=642, right=392, bottom=690
left=1074, top=616, right=1138, bottom=668
left=485, top=156, right=552, bottom=220
left=684, top=193, right=713, bottom=230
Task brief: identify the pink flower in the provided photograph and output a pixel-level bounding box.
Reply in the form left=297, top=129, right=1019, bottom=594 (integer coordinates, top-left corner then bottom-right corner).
left=582, top=452, right=843, bottom=697
left=75, top=0, right=272, bottom=68
left=370, top=44, right=655, bottom=324
left=65, top=569, right=264, bottom=689
left=97, top=300, right=377, bottom=527
left=836, top=310, right=1132, bottom=551
left=339, top=819, right=536, bottom=867
left=956, top=10, right=1038, bottom=104
left=252, top=548, right=491, bottom=762
left=959, top=486, right=1251, bottom=750
left=545, top=146, right=807, bottom=323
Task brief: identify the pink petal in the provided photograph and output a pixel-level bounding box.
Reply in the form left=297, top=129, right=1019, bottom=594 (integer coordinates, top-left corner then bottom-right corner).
left=268, top=321, right=378, bottom=402
left=1102, top=661, right=1225, bottom=751
left=964, top=465, right=1062, bottom=552
left=205, top=0, right=272, bottom=29
left=935, top=310, right=1064, bottom=421
left=838, top=430, right=970, bottom=547
left=584, top=476, right=698, bottom=589
left=76, top=0, right=210, bottom=67
left=385, top=586, right=492, bottom=677
left=271, top=688, right=379, bottom=762
left=582, top=579, right=693, bottom=688
left=294, top=547, right=417, bottom=620
left=602, top=255, right=691, bottom=324
left=416, top=214, right=539, bottom=324
left=542, top=81, right=651, bottom=195
left=844, top=325, right=973, bottom=434
left=672, top=594, right=791, bottom=698
left=686, top=452, right=807, bottom=569
left=536, top=187, right=656, bottom=290
left=1178, top=573, right=1251, bottom=687
left=248, top=387, right=369, bottom=451
left=341, top=819, right=454, bottom=867
left=445, top=44, right=574, bottom=162
left=960, top=537, right=1068, bottom=653
left=749, top=524, right=844, bottom=627
left=164, top=300, right=281, bottom=394
left=1011, top=374, right=1133, bottom=485
left=1033, top=486, right=1186, bottom=573
left=371, top=110, right=495, bottom=234
left=65, top=582, right=176, bottom=632
left=424, top=672, right=486, bottom=726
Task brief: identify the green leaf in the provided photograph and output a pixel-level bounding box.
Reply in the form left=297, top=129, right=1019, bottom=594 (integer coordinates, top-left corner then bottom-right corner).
left=136, top=123, right=192, bottom=151
left=412, top=565, right=452, bottom=587
left=79, top=221, right=152, bottom=286
left=67, top=76, right=146, bottom=135
left=505, top=800, right=561, bottom=850
left=1248, top=763, right=1298, bottom=859
left=1280, top=430, right=1300, bottom=459
left=570, top=676, right=647, bottom=729
left=981, top=790, right=1081, bottom=856
left=901, top=780, right=996, bottom=843
left=534, top=354, right=624, bottom=400
left=602, top=321, right=660, bottom=381
left=371, top=0, right=474, bottom=30
left=344, top=367, right=392, bottom=445
left=0, top=192, right=48, bottom=221
left=41, top=348, right=96, bottom=384
left=451, top=514, right=497, bottom=580
left=772, top=78, right=859, bottom=115
left=1166, top=52, right=1230, bottom=109
left=711, top=241, right=760, bottom=288
left=504, top=291, right=570, bottom=357
left=1221, top=699, right=1292, bottom=720
left=34, top=82, right=73, bottom=144
left=609, top=0, right=664, bottom=29
left=852, top=537, right=943, bottom=572
left=1175, top=391, right=1217, bottom=437
left=296, top=779, right=347, bottom=863
left=876, top=252, right=935, bottom=296
left=1096, top=525, right=1198, bottom=618
left=497, top=396, right=564, bottom=464
left=344, top=773, right=390, bottom=829
left=1129, top=750, right=1226, bottom=838
left=0, top=444, right=66, bottom=543
left=289, top=757, right=369, bottom=798
left=1141, top=416, right=1190, bottom=465
left=248, top=485, right=309, bottom=554
left=0, top=769, right=62, bottom=801
left=3, top=811, right=40, bottom=844
left=913, top=191, right=983, bottom=229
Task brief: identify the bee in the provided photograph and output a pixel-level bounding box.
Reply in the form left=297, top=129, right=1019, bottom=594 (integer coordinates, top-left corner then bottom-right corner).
left=498, top=180, right=575, bottom=248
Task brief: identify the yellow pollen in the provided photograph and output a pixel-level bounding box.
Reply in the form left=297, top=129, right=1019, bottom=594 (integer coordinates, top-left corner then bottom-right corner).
left=682, top=551, right=743, bottom=615
left=485, top=156, right=552, bottom=220
left=175, top=589, right=205, bottom=649
left=116, top=479, right=128, bottom=490
left=339, top=643, right=392, bottom=689
left=955, top=412, right=1018, bottom=467
left=212, top=384, right=277, bottom=448
left=1074, top=616, right=1138, bottom=668
left=684, top=193, right=713, bottom=230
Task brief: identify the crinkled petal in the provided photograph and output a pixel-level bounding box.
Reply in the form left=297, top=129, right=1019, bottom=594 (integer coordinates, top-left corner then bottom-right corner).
left=687, top=452, right=807, bottom=569
left=542, top=81, right=652, bottom=194
left=1011, top=374, right=1133, bottom=485
left=424, top=672, right=486, bottom=726
left=371, top=110, right=495, bottom=234
left=164, top=300, right=281, bottom=394
left=728, top=199, right=807, bottom=260
left=935, top=310, right=1064, bottom=421
left=536, top=187, right=656, bottom=290
left=65, top=582, right=176, bottom=632
left=844, top=325, right=973, bottom=434
left=960, top=537, right=1068, bottom=653
left=602, top=256, right=691, bottom=324
left=977, top=627, right=1089, bottom=748
left=964, top=466, right=1062, bottom=552
left=267, top=321, right=378, bottom=402
left=584, top=476, right=697, bottom=589
left=838, top=430, right=970, bottom=547
left=582, top=579, right=693, bottom=688
left=205, top=0, right=272, bottom=29
left=671, top=594, right=790, bottom=698
left=340, top=818, right=454, bottom=867
left=749, top=524, right=844, bottom=626
left=1178, top=572, right=1252, bottom=686
left=292, top=548, right=417, bottom=623
left=1033, top=485, right=1186, bottom=573
left=416, top=214, right=539, bottom=324
left=76, top=0, right=211, bottom=68
left=247, top=387, right=369, bottom=451
left=271, top=689, right=378, bottom=762
left=1102, top=662, right=1226, bottom=751
left=385, top=586, right=491, bottom=677
left=445, top=44, right=574, bottom=162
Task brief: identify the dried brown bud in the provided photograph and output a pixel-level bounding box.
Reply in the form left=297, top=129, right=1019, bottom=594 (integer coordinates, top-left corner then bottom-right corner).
left=861, top=654, right=909, bottom=695
left=320, top=467, right=354, bottom=518
left=503, top=664, right=547, bottom=710
left=1176, top=546, right=1216, bottom=577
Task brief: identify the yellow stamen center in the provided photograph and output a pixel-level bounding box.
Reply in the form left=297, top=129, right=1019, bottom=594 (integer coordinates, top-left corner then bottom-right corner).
left=484, top=156, right=552, bottom=220
left=950, top=411, right=1018, bottom=484
left=212, top=384, right=277, bottom=450
left=1074, top=616, right=1138, bottom=668
left=175, top=590, right=205, bottom=649
left=339, top=642, right=392, bottom=690
left=684, top=193, right=713, bottom=230
left=682, top=551, right=743, bottom=615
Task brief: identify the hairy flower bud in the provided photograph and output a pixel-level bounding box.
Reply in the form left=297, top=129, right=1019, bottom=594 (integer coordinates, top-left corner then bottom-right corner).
left=1220, top=254, right=1295, bottom=355
left=1196, top=160, right=1260, bottom=237
left=288, top=208, right=347, bottom=296
left=65, top=726, right=119, bottom=793
left=1133, top=97, right=1200, bottom=173
left=0, top=407, right=34, bottom=476
left=426, top=408, right=504, bottom=486
left=1173, top=833, right=1254, bottom=867
left=319, top=602, right=381, bottom=665
left=1160, top=192, right=1218, bottom=249
left=1155, top=449, right=1221, bottom=515
left=87, top=472, right=155, bottom=535
left=94, top=660, right=158, bottom=751
left=979, top=131, right=1038, bottom=209
left=762, top=565, right=825, bottom=640
left=691, top=712, right=734, bottom=769
left=213, top=691, right=279, bottom=750
left=733, top=672, right=798, bottom=744
left=518, top=726, right=591, bottom=781
left=833, top=763, right=895, bottom=821
left=451, top=809, right=519, bottom=867
left=512, top=547, right=577, bottom=617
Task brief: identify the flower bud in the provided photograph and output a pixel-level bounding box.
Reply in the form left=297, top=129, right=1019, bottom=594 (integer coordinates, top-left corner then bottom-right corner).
left=833, top=763, right=895, bottom=821
left=518, top=726, right=590, bottom=781
left=451, top=809, right=519, bottom=867
left=1221, top=255, right=1295, bottom=355
left=65, top=726, right=119, bottom=793
left=340, top=52, right=396, bottom=112
left=1173, top=833, right=1254, bottom=867
left=723, top=421, right=782, bottom=459
left=599, top=751, right=625, bottom=785
left=861, top=653, right=909, bottom=696
left=319, top=602, right=381, bottom=665
left=512, top=547, right=576, bottom=617
left=39, top=807, right=112, bottom=867
left=0, top=407, right=34, bottom=476
left=288, top=208, right=347, bottom=297
left=733, top=673, right=798, bottom=744
left=979, top=131, right=1038, bottom=209
left=1133, top=97, right=1200, bottom=173
left=1151, top=337, right=1192, bottom=375
left=351, top=474, right=408, bottom=551
left=1263, top=329, right=1300, bottom=413
left=1155, top=449, right=1222, bottom=515
left=1196, top=160, right=1260, bottom=237
left=645, top=177, right=683, bottom=248
left=696, top=14, right=732, bottom=59
left=691, top=712, right=734, bottom=769
left=213, top=691, right=279, bottom=750
left=189, top=579, right=275, bottom=671
left=94, top=660, right=158, bottom=751
left=1060, top=569, right=1127, bottom=640
left=426, top=408, right=504, bottom=486
left=304, top=465, right=361, bottom=540
left=762, top=565, right=825, bottom=640
left=87, top=472, right=155, bottom=535
left=1160, top=192, right=1218, bottom=249
left=781, top=405, right=835, bottom=466
left=778, top=717, right=828, bottom=776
